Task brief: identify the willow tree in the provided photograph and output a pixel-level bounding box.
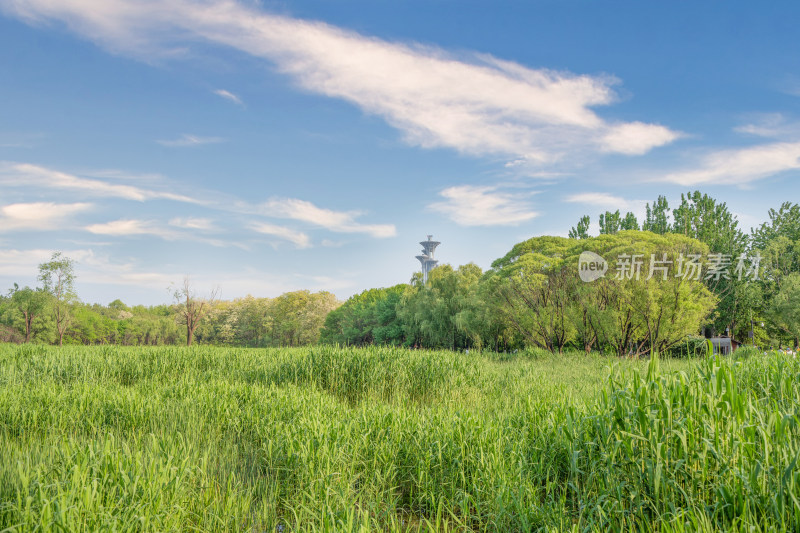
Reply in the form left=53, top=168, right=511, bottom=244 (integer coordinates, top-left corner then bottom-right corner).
left=397, top=263, right=484, bottom=350
left=491, top=232, right=716, bottom=356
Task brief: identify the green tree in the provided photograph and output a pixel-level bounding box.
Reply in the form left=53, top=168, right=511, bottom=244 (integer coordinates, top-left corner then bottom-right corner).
left=751, top=202, right=800, bottom=253
left=490, top=232, right=716, bottom=356
left=9, top=285, right=48, bottom=343
left=599, top=210, right=621, bottom=235
left=620, top=212, right=640, bottom=231
left=766, top=273, right=800, bottom=349
left=670, top=191, right=749, bottom=338
left=643, top=195, right=671, bottom=234
left=320, top=285, right=405, bottom=346
left=38, top=252, right=77, bottom=347
left=266, top=290, right=339, bottom=346
left=568, top=215, right=591, bottom=239
left=752, top=204, right=800, bottom=347
left=398, top=263, right=483, bottom=350
left=490, top=237, right=575, bottom=352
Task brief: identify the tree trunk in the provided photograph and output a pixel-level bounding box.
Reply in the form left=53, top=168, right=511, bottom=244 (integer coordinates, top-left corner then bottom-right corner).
left=23, top=312, right=32, bottom=343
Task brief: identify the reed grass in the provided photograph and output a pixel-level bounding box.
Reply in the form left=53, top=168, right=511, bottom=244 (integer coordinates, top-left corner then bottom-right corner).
left=0, top=344, right=797, bottom=531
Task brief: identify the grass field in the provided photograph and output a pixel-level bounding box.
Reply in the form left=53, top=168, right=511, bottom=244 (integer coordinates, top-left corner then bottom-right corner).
left=0, top=344, right=798, bottom=532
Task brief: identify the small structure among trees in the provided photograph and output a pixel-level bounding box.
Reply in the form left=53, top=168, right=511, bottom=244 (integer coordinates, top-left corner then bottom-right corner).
left=709, top=336, right=741, bottom=355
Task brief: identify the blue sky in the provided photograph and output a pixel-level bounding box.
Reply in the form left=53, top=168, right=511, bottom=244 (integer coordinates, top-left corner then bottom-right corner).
left=1, top=1, right=799, bottom=305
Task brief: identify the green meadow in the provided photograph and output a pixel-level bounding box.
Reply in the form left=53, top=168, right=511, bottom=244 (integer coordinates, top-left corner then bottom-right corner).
left=1, top=344, right=798, bottom=532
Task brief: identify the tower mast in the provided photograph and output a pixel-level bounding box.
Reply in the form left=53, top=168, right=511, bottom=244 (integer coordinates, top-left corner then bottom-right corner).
left=415, top=235, right=441, bottom=283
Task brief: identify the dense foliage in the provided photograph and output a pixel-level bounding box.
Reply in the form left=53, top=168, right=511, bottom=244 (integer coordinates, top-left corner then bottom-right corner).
left=0, top=291, right=338, bottom=347
left=0, top=192, right=798, bottom=352
left=1, top=344, right=798, bottom=531
left=491, top=232, right=717, bottom=356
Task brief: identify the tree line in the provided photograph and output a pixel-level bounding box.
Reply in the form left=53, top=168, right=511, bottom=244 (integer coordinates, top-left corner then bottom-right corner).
left=322, top=192, right=800, bottom=353
left=1, top=191, right=798, bottom=352
left=0, top=258, right=339, bottom=347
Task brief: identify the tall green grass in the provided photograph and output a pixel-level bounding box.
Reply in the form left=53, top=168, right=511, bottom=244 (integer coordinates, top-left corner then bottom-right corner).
left=0, top=345, right=797, bottom=531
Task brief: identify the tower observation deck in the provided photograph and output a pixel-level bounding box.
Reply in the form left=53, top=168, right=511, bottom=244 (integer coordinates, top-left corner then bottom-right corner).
left=415, top=235, right=440, bottom=283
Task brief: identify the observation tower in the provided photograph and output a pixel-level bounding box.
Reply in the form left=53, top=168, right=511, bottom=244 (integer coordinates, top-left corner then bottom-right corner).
left=415, top=235, right=440, bottom=283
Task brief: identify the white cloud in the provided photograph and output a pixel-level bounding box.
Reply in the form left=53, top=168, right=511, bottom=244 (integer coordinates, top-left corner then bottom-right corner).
left=428, top=185, right=538, bottom=226
left=1, top=0, right=680, bottom=163
left=0, top=248, right=55, bottom=277
left=601, top=122, right=681, bottom=155
left=0, top=247, right=174, bottom=288
left=213, top=88, right=243, bottom=106
left=1, top=161, right=395, bottom=246
left=662, top=141, right=800, bottom=186
left=0, top=247, right=352, bottom=302
left=169, top=217, right=215, bottom=230
left=263, top=198, right=396, bottom=238
left=0, top=162, right=202, bottom=203
left=85, top=219, right=179, bottom=239
left=0, top=202, right=92, bottom=231
left=250, top=221, right=311, bottom=248
left=157, top=134, right=224, bottom=147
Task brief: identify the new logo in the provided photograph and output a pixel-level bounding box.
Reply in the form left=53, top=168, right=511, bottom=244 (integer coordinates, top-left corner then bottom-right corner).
left=578, top=251, right=607, bottom=282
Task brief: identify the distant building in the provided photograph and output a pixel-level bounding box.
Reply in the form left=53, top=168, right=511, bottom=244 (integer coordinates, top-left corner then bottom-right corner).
left=415, top=235, right=440, bottom=283
left=709, top=336, right=741, bottom=355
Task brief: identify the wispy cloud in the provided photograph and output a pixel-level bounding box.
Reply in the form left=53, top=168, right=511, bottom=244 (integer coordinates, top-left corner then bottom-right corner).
left=169, top=217, right=215, bottom=230
left=429, top=185, right=538, bottom=226
left=86, top=218, right=241, bottom=248
left=85, top=219, right=180, bottom=239
left=250, top=221, right=311, bottom=248
left=1, top=0, right=680, bottom=165
left=0, top=248, right=58, bottom=277
left=734, top=113, right=800, bottom=139
left=0, top=202, right=92, bottom=231
left=0, top=247, right=349, bottom=299
left=263, top=198, right=396, bottom=238
left=564, top=192, right=648, bottom=222
left=661, top=141, right=800, bottom=186
left=213, top=88, right=243, bottom=106
left=157, top=134, right=224, bottom=147
left=565, top=192, right=630, bottom=208
left=1, top=161, right=395, bottom=245
left=0, top=162, right=202, bottom=203
left=0, top=132, right=44, bottom=148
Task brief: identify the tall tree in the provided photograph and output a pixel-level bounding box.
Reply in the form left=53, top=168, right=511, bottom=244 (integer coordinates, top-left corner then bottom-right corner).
left=38, top=252, right=77, bottom=347
left=752, top=205, right=800, bottom=347
left=398, top=263, right=483, bottom=350
left=173, top=276, right=218, bottom=346
left=671, top=191, right=749, bottom=337
left=9, top=285, right=48, bottom=343
left=672, top=191, right=746, bottom=254
left=568, top=215, right=591, bottom=239
left=599, top=210, right=621, bottom=235
left=766, top=273, right=800, bottom=349
left=643, top=195, right=671, bottom=234
left=620, top=212, right=640, bottom=231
